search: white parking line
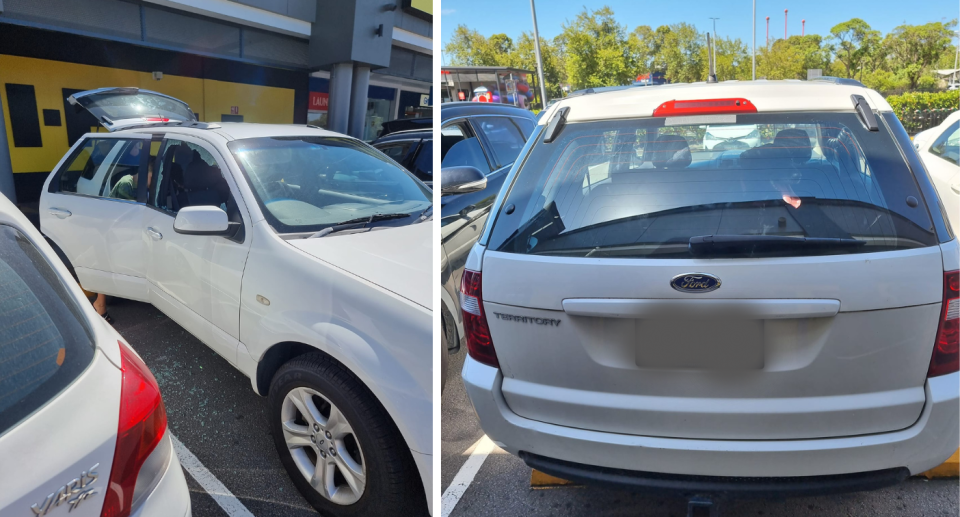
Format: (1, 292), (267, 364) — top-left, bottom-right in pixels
(441, 435), (497, 517)
(171, 434), (256, 517)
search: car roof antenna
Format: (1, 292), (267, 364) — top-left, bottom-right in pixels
(706, 33), (718, 84)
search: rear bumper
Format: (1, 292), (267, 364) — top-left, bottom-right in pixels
(462, 356), (960, 480)
(521, 452), (909, 498)
(132, 436), (192, 517)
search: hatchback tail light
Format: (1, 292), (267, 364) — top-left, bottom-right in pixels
(101, 341), (168, 517)
(460, 270), (499, 368)
(928, 270), (959, 378)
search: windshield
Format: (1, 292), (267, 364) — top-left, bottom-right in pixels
(228, 136), (432, 234)
(487, 112), (938, 259)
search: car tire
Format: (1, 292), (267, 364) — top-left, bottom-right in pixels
(268, 352), (427, 517)
(441, 329), (449, 395)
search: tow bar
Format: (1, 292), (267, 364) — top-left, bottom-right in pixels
(687, 496), (721, 517)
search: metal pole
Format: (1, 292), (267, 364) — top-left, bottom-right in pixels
(766, 17), (769, 49)
(802, 19), (805, 37)
(784, 9), (788, 40)
(530, 0), (549, 107)
(752, 0), (756, 80)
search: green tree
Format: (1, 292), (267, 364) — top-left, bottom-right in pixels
(829, 18), (881, 79)
(559, 7), (635, 89)
(655, 23), (704, 83)
(444, 25), (511, 66)
(757, 38), (805, 79)
(505, 32), (566, 99)
(626, 25), (659, 77)
(885, 21), (957, 89)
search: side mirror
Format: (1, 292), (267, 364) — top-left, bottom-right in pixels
(440, 166), (486, 196)
(173, 206), (233, 236)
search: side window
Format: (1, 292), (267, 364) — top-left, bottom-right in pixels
(441, 123), (491, 174)
(152, 139), (228, 214)
(473, 117), (526, 169)
(412, 140), (433, 178)
(56, 138), (145, 200)
(929, 121), (960, 166)
(376, 142), (413, 163)
(512, 117), (535, 138)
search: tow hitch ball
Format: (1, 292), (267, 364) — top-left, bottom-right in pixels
(687, 496), (721, 517)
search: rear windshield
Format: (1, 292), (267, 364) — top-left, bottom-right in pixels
(77, 92), (195, 122)
(0, 226), (95, 436)
(487, 113), (937, 259)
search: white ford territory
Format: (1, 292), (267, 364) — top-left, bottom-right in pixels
(461, 79), (959, 499)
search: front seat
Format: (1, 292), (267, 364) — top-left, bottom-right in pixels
(178, 160), (227, 209)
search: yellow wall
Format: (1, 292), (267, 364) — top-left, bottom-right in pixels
(0, 55), (296, 174)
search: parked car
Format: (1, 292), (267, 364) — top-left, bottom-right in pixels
(703, 124), (761, 150)
(377, 117), (432, 138)
(915, 110), (959, 231)
(460, 81), (959, 500)
(39, 88), (432, 516)
(439, 102), (536, 392)
(372, 127), (433, 185)
(0, 192), (190, 517)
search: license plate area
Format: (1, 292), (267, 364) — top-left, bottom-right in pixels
(636, 318), (764, 370)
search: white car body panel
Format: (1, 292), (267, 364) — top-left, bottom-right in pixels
(0, 195), (190, 517)
(463, 356), (960, 477)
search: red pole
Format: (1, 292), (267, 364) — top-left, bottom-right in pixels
(784, 10), (788, 40)
(766, 16), (770, 47)
(802, 19), (805, 36)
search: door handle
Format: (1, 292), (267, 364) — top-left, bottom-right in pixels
(48, 208), (72, 219)
(145, 227), (163, 241)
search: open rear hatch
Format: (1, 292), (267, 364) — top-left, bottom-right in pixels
(476, 105), (946, 441)
(67, 87), (196, 131)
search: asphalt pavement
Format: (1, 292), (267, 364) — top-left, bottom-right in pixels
(108, 297), (320, 517)
(441, 349), (960, 517)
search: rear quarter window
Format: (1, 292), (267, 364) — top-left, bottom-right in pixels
(0, 226), (95, 436)
(488, 112), (938, 259)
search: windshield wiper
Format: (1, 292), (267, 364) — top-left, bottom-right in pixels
(308, 213), (412, 239)
(688, 234), (865, 256)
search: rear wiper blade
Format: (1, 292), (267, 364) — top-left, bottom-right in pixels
(689, 234), (865, 256)
(308, 213), (412, 239)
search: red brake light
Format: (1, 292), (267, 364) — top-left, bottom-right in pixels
(653, 98), (757, 117)
(142, 117), (169, 122)
(101, 341), (167, 517)
(460, 270), (499, 368)
(928, 271), (959, 378)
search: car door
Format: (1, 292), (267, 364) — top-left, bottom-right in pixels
(40, 133), (153, 300)
(40, 87), (198, 301)
(141, 134), (252, 365)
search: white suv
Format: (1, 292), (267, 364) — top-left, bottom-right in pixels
(0, 193), (190, 516)
(39, 88), (432, 516)
(461, 81), (959, 498)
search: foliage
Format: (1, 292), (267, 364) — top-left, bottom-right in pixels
(885, 21), (958, 90)
(886, 90), (960, 114)
(445, 6), (960, 99)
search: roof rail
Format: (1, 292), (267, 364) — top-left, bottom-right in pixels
(121, 120), (222, 131)
(811, 76), (866, 87)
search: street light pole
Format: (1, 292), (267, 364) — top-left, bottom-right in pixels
(529, 0), (549, 107)
(752, 0), (756, 80)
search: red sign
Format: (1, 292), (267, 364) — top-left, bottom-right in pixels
(309, 92), (329, 110)
(458, 91), (465, 101)
(230, 106), (239, 115)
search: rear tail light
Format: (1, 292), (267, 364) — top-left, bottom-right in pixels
(928, 271), (959, 378)
(653, 98), (757, 117)
(460, 270), (499, 368)
(101, 341), (168, 517)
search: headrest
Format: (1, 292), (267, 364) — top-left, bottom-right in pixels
(172, 144), (193, 165)
(183, 160), (222, 190)
(773, 129), (813, 164)
(650, 134), (691, 169)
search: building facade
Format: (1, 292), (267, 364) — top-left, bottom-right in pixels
(0, 0), (432, 203)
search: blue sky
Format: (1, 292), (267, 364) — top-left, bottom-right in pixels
(439, 0), (959, 64)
